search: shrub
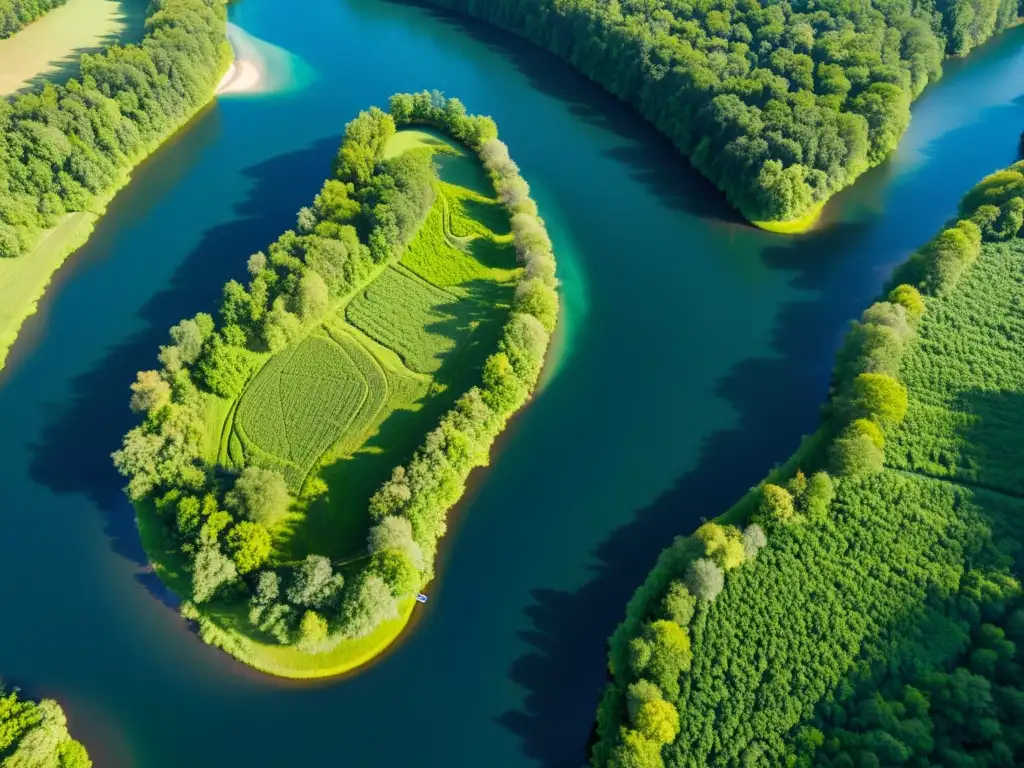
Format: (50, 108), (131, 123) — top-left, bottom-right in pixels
(742, 524), (768, 559)
(513, 277), (559, 332)
(634, 698), (680, 745)
(297, 610), (329, 651)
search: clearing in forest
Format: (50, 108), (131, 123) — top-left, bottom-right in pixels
(209, 128), (519, 562)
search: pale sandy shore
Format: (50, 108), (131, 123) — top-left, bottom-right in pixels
(216, 24), (263, 95)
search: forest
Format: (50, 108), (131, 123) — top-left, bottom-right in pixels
(0, 685), (90, 767)
(112, 91), (560, 675)
(0, 0), (228, 259)
(590, 159), (1024, 766)
(421, 0), (1019, 225)
(0, 0), (68, 38)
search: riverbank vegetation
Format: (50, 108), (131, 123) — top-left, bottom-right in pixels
(590, 158), (1024, 766)
(0, 685), (90, 767)
(0, 0), (231, 371)
(422, 0), (1019, 228)
(0, 0), (68, 37)
(113, 91), (559, 677)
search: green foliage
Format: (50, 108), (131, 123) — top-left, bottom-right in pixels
(0, 0), (69, 38)
(758, 483), (796, 523)
(830, 423), (886, 476)
(694, 523), (746, 571)
(888, 284), (925, 321)
(686, 558), (725, 603)
(416, 0), (1005, 223)
(225, 521), (271, 574)
(225, 466), (291, 528)
(129, 370), (171, 414)
(367, 549), (420, 598)
(0, 688), (91, 767)
(661, 581), (696, 627)
(116, 94), (558, 664)
(845, 372), (909, 426)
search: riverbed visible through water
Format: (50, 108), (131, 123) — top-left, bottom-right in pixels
(1, 1), (1023, 765)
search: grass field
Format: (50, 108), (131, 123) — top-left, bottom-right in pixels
(183, 130), (519, 675)
(0, 212), (94, 369)
(0, 0), (148, 95)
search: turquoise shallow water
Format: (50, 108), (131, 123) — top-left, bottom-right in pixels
(1, 1), (1023, 765)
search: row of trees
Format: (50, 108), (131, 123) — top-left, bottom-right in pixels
(0, 685), (90, 767)
(421, 0), (1016, 222)
(114, 92), (560, 652)
(0, 0), (230, 260)
(590, 158), (1024, 765)
(0, 0), (67, 38)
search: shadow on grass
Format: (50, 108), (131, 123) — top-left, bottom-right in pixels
(288, 277), (511, 562)
(19, 0), (149, 93)
(27, 128), (343, 577)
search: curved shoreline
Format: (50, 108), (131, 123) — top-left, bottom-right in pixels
(216, 24), (262, 95)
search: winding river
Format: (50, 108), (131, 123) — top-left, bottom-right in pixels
(1, 0), (1023, 764)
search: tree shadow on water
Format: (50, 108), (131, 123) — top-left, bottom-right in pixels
(386, 0), (741, 225)
(27, 136), (340, 572)
(497, 219), (891, 767)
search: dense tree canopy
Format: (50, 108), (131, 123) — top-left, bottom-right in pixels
(590, 156), (1024, 766)
(0, 0), (229, 259)
(422, 0), (1017, 222)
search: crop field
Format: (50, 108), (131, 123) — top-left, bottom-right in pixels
(886, 239), (1024, 497)
(347, 264), (480, 375)
(233, 334), (380, 490)
(218, 127), (518, 562)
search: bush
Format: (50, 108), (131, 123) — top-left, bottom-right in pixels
(803, 472), (836, 519)
(830, 427), (885, 476)
(695, 523), (746, 570)
(742, 524), (768, 559)
(224, 521), (271, 574)
(296, 610), (329, 651)
(887, 284), (925, 321)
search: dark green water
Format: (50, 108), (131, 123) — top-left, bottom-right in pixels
(2, 1), (1023, 764)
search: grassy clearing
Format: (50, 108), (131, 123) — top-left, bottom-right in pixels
(0, 0), (147, 95)
(0, 211), (94, 368)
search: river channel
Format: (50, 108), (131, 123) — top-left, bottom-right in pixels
(1, 0), (1023, 765)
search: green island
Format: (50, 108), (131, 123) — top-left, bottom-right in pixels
(422, 0), (1020, 230)
(590, 158), (1024, 765)
(0, 0), (231, 373)
(0, 684), (91, 767)
(113, 92), (560, 678)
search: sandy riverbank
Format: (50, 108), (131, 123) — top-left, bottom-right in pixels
(216, 23), (264, 95)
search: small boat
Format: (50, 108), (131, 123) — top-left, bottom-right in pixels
(416, 593), (429, 604)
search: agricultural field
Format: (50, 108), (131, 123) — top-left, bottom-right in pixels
(886, 239), (1024, 497)
(209, 129), (518, 565)
(0, 0), (147, 95)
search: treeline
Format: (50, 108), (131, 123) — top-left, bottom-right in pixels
(590, 158), (1024, 766)
(0, 685), (91, 767)
(0, 0), (68, 38)
(114, 92), (559, 653)
(420, 0), (1018, 223)
(0, 0), (230, 260)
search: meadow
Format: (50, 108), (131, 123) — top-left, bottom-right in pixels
(591, 166), (1024, 766)
(116, 95), (558, 677)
